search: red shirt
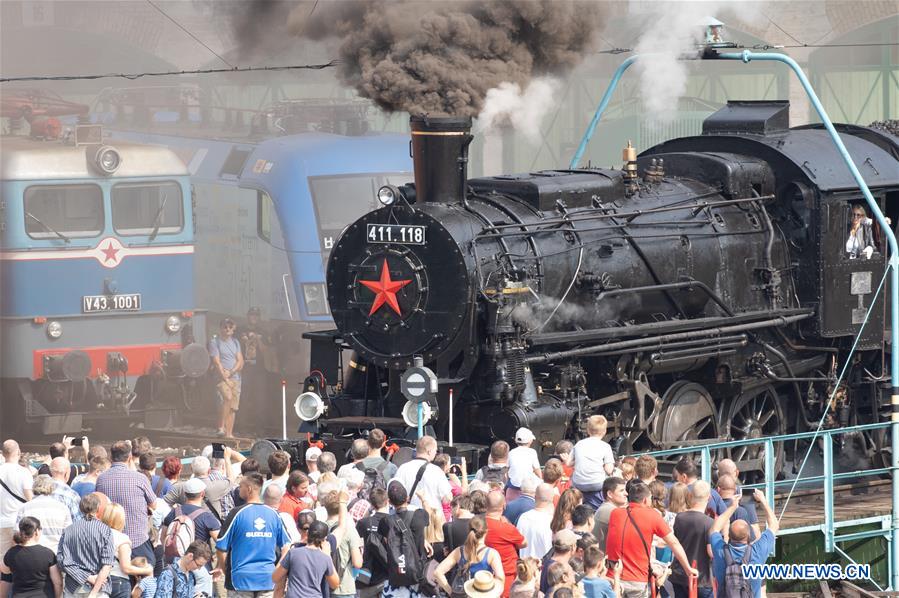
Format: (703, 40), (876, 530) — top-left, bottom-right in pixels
(485, 516), (525, 598)
(605, 502), (671, 583)
(278, 492), (313, 521)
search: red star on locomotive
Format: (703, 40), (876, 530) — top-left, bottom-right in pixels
(359, 258), (411, 316)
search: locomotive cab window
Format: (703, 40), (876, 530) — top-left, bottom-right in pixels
(844, 201), (885, 260)
(308, 173), (410, 253)
(24, 184), (103, 239)
(112, 181), (183, 236)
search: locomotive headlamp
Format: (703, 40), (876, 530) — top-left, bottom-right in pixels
(47, 320), (63, 339)
(377, 185), (400, 206)
(402, 400), (434, 428)
(302, 284), (330, 316)
(165, 315), (182, 334)
(295, 392), (326, 422)
(93, 146), (121, 175)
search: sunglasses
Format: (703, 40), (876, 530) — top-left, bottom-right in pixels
(300, 526), (310, 532)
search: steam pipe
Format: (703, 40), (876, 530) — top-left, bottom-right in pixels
(716, 50), (899, 589)
(569, 55), (639, 168)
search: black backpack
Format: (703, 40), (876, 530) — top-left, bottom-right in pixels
(721, 545), (753, 598)
(358, 514), (388, 587)
(356, 460), (389, 503)
(477, 464), (510, 486)
(383, 510), (425, 588)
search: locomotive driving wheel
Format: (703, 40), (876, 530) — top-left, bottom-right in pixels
(654, 381), (720, 447)
(722, 385), (785, 480)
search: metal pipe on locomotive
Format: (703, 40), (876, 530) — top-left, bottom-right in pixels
(306, 104), (899, 475)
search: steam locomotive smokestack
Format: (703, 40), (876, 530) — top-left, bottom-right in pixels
(410, 115), (473, 204)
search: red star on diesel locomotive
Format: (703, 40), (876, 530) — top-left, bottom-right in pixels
(359, 258), (411, 316)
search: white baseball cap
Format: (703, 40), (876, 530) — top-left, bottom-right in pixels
(515, 427), (535, 443)
(305, 446), (322, 462)
(184, 478), (206, 494)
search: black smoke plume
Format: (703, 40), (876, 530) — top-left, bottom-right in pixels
(273, 0), (605, 116)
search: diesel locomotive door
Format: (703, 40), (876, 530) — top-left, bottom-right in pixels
(819, 198), (887, 349)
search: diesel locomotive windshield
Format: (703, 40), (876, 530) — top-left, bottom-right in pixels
(112, 181), (183, 236)
(24, 184), (104, 239)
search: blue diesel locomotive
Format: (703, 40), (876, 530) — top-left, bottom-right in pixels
(0, 125), (210, 438)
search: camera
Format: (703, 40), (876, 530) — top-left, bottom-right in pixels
(212, 443), (225, 459)
(71, 437), (85, 448)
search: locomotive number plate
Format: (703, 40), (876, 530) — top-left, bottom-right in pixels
(366, 224), (426, 245)
(82, 294), (142, 313)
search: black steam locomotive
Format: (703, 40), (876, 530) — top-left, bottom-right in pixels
(304, 102), (899, 475)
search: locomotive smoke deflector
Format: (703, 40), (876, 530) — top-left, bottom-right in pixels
(409, 114), (473, 204)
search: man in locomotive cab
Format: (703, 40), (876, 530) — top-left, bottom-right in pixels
(210, 318), (244, 438)
(846, 204), (876, 259)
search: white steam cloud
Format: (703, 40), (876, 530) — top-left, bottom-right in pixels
(632, 4), (708, 122)
(475, 77), (558, 143)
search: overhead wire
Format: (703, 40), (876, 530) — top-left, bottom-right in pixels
(0, 61), (338, 83)
(145, 0), (234, 68)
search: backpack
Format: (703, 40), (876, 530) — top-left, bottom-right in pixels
(327, 521), (346, 581)
(355, 460), (389, 502)
(164, 505), (205, 560)
(478, 465), (510, 486)
(383, 510), (425, 588)
(721, 544), (753, 598)
(359, 514), (388, 587)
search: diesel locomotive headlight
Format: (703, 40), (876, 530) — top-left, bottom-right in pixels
(302, 283), (330, 316)
(47, 320), (63, 339)
(377, 185), (399, 206)
(94, 146), (121, 175)
(165, 315), (182, 334)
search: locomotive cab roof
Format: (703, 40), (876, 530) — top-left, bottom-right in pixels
(643, 101), (899, 193)
(0, 136), (188, 181)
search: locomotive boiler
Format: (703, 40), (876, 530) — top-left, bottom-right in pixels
(306, 102), (899, 475)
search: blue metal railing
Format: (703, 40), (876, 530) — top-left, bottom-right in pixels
(645, 422), (893, 534)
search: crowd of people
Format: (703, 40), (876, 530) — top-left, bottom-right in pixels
(0, 415), (779, 598)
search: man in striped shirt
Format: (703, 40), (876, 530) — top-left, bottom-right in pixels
(49, 457), (82, 522)
(16, 475), (71, 553)
(96, 441), (157, 566)
(57, 493), (115, 598)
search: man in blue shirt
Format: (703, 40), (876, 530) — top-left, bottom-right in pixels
(215, 473), (291, 597)
(710, 489), (779, 598)
(210, 317), (244, 438)
(503, 477), (538, 526)
(155, 541), (212, 598)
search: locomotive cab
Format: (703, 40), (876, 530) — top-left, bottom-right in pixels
(817, 196), (888, 349)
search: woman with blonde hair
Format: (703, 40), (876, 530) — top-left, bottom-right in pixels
(550, 488), (582, 534)
(99, 502), (154, 598)
(509, 557), (541, 598)
(434, 516), (504, 598)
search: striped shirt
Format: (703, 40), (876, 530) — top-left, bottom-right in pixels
(50, 480), (83, 522)
(16, 495), (72, 553)
(138, 576), (157, 598)
(57, 517), (116, 593)
(96, 463), (156, 546)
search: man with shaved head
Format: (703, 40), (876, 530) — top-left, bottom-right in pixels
(48, 456), (82, 521)
(670, 481), (714, 598)
(485, 490), (526, 597)
(504, 476), (538, 526)
(716, 474), (761, 540)
(516, 483), (555, 559)
(710, 489), (778, 597)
